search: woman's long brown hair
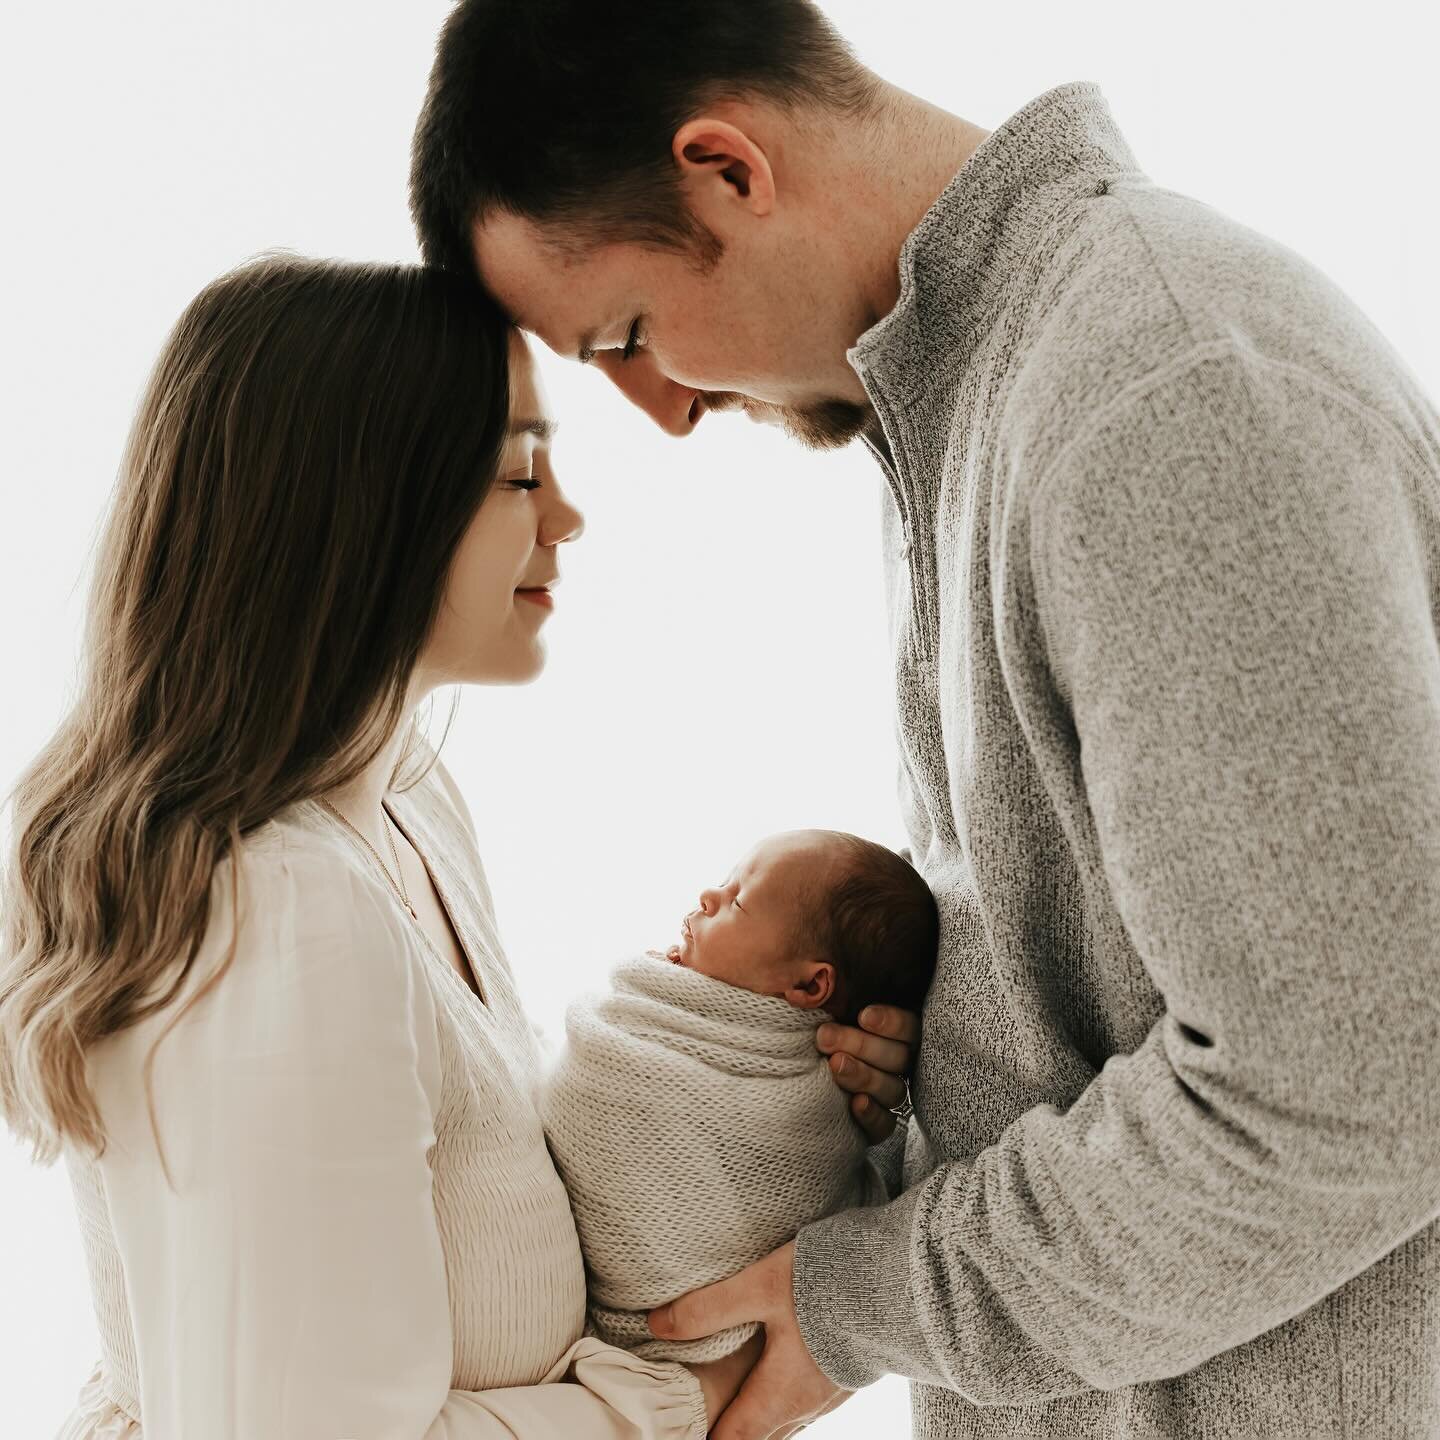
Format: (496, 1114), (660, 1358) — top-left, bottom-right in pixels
(0, 253), (510, 1166)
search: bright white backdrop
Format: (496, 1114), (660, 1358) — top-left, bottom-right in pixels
(2, 1), (1436, 1434)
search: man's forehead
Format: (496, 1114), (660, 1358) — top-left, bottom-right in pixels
(473, 211), (605, 338)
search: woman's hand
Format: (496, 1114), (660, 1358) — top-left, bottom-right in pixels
(684, 1330), (765, 1431)
(816, 1004), (921, 1143)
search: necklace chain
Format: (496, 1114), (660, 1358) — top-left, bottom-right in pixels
(318, 797), (417, 919)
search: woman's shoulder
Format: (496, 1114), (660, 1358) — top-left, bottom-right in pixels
(387, 750), (497, 914)
(419, 748), (478, 841)
(234, 799), (393, 922)
(85, 801), (445, 1155)
(135, 802), (430, 1056)
(394, 749), (480, 860)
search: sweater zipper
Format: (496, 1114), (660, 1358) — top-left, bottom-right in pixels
(863, 432), (935, 663)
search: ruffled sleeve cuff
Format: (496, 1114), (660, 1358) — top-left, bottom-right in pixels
(562, 1337), (709, 1440)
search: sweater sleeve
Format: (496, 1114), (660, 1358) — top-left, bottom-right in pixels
(114, 849), (704, 1439)
(790, 347), (1440, 1401)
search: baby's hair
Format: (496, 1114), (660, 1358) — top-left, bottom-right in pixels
(796, 833), (939, 1026)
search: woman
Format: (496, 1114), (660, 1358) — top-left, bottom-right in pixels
(0, 254), (910, 1438)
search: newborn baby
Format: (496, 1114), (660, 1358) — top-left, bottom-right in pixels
(538, 828), (938, 1362)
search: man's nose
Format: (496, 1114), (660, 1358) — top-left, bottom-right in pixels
(593, 351), (703, 437)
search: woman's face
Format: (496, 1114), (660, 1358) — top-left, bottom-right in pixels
(420, 332), (583, 687)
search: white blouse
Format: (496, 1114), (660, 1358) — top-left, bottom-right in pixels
(57, 756), (706, 1439)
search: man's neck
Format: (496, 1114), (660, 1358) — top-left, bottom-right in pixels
(844, 87), (990, 333)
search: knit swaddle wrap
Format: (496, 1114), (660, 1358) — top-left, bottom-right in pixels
(539, 953), (878, 1362)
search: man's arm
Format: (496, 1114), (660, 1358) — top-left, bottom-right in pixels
(791, 348), (1440, 1401)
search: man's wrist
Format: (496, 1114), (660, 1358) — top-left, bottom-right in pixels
(792, 1183), (931, 1390)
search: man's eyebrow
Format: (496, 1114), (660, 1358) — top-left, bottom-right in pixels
(509, 417), (559, 442)
(576, 329), (600, 365)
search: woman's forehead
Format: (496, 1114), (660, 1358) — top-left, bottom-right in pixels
(506, 332), (553, 423)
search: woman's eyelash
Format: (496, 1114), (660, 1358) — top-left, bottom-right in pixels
(508, 477), (541, 491)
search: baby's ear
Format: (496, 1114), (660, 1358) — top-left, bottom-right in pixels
(788, 960), (836, 1010)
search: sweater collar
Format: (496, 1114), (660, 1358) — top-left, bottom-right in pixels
(849, 82), (1143, 404)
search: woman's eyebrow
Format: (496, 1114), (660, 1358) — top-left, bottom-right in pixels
(508, 417), (558, 442)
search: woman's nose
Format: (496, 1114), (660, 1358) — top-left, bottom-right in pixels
(593, 350), (704, 438)
(541, 491), (585, 547)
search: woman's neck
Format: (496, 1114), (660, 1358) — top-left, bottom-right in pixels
(321, 681), (427, 843)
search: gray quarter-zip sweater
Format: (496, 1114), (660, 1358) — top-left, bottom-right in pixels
(791, 83), (1440, 1438)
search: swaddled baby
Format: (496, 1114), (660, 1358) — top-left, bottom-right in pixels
(538, 828), (938, 1361)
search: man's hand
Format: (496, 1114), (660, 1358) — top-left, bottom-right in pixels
(650, 1242), (849, 1440)
(816, 1004), (920, 1143)
(683, 1332), (765, 1431)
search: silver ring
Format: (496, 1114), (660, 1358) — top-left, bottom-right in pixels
(888, 1075), (914, 1123)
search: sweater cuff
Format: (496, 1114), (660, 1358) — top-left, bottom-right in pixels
(792, 1179), (939, 1391)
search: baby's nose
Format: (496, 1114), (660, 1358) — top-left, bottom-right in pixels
(697, 888), (720, 915)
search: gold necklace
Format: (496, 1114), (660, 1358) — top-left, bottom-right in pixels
(318, 796), (418, 919)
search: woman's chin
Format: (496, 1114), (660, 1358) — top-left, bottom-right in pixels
(454, 645), (548, 687)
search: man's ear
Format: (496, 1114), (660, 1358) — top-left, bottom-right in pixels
(786, 960), (836, 1011)
(672, 115), (776, 219)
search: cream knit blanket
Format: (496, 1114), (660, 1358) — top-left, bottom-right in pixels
(539, 953), (883, 1362)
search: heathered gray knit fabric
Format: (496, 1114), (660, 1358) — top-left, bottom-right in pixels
(791, 82), (1440, 1439)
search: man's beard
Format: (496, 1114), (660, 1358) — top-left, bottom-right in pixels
(698, 391), (873, 452)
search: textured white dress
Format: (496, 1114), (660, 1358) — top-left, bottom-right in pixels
(55, 756), (706, 1439)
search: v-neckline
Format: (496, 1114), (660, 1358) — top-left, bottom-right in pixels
(316, 794), (489, 1009)
(384, 796), (489, 1008)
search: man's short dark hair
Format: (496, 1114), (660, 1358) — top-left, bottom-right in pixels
(799, 833), (939, 1027)
(410, 0), (879, 275)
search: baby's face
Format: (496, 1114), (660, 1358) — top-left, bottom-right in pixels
(665, 830), (840, 1010)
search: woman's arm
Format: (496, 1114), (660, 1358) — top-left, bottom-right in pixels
(449, 1334), (761, 1437)
(101, 849), (705, 1439)
(443, 1338), (710, 1438)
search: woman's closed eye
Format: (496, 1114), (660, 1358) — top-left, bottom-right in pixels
(507, 476), (541, 491)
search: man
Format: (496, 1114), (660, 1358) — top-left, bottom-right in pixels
(409, 3), (1440, 1437)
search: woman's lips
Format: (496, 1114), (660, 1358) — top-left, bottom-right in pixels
(515, 587), (554, 610)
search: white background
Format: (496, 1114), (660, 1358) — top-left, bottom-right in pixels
(2, 1), (1437, 1434)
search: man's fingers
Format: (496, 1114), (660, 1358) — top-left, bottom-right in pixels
(651, 1247), (789, 1341)
(860, 1003), (921, 1046)
(786, 1392), (849, 1431)
(815, 1022), (911, 1077)
(712, 1343), (850, 1440)
(650, 1274), (738, 1341)
(711, 1353), (780, 1440)
(710, 1354), (810, 1440)
(852, 1092), (896, 1143)
(827, 1052), (908, 1109)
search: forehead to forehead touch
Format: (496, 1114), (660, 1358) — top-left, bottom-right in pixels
(475, 211), (623, 359)
(504, 330), (553, 421)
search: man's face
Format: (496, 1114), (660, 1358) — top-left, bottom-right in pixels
(473, 209), (875, 450)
